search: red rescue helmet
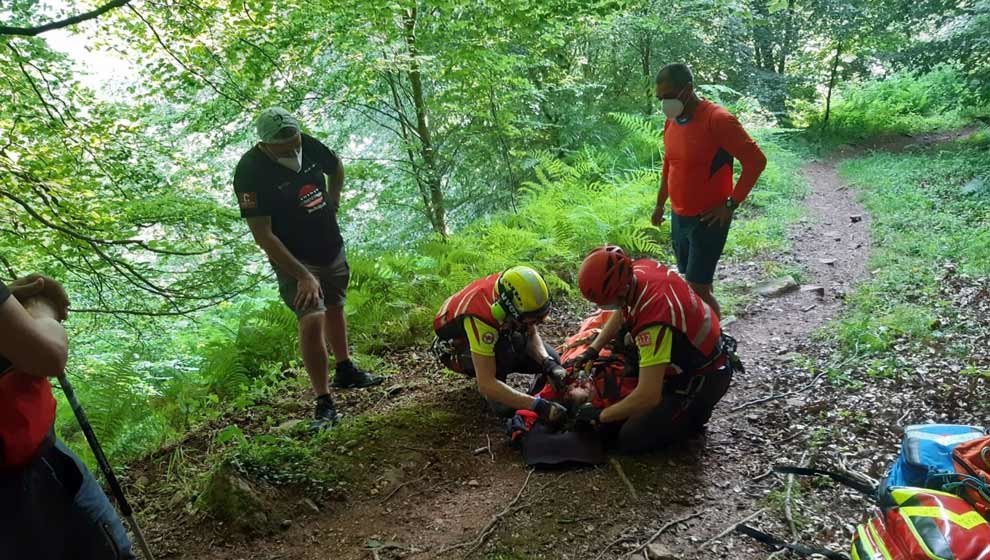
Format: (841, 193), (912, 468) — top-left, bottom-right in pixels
(578, 245), (633, 305)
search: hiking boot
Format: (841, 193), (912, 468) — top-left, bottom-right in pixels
(332, 360), (384, 389)
(311, 394), (339, 431)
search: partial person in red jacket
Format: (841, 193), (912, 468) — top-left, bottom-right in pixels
(0, 274), (134, 559)
(653, 63), (767, 318)
(433, 266), (568, 423)
(570, 246), (741, 452)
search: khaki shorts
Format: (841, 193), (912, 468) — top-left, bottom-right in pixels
(273, 248), (349, 318)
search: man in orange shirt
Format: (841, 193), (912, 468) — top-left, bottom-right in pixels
(652, 64), (767, 318)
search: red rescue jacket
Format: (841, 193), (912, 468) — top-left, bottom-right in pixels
(434, 274), (502, 341)
(0, 368), (57, 468)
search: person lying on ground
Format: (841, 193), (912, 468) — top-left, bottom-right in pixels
(0, 274), (135, 559)
(536, 309), (634, 413)
(570, 245), (740, 452)
(233, 107), (382, 430)
(433, 266), (568, 422)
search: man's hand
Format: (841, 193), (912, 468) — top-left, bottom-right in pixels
(9, 274), (70, 321)
(531, 397), (567, 425)
(568, 346), (600, 372)
(575, 403), (603, 425)
(24, 297), (61, 322)
(699, 204), (733, 227)
(542, 357), (568, 393)
(651, 204), (667, 227)
(294, 273), (323, 311)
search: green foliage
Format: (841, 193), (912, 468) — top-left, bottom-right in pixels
(226, 404), (460, 493)
(14, 0), (982, 472)
(827, 130), (990, 364)
(798, 67), (976, 141)
(344, 137), (667, 351)
(723, 134), (808, 258)
(54, 111), (806, 465)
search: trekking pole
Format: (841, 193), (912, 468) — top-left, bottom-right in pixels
(58, 374), (157, 560)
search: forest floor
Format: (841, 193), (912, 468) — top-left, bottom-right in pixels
(127, 129), (989, 560)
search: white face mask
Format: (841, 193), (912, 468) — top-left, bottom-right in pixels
(661, 87), (687, 119)
(275, 148), (302, 172)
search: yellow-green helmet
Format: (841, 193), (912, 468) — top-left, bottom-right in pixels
(495, 266), (551, 323)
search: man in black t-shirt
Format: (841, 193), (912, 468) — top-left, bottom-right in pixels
(234, 107), (382, 428)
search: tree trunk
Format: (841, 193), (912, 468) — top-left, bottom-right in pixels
(776, 0), (796, 75)
(403, 7), (447, 237)
(822, 42), (842, 129)
(750, 0), (775, 71)
(487, 84), (519, 211)
(640, 33), (653, 115)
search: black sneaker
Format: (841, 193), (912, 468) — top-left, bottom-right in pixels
(331, 360), (384, 389)
(311, 395), (339, 431)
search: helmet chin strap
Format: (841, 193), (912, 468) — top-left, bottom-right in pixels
(622, 277), (637, 302)
(491, 300), (508, 323)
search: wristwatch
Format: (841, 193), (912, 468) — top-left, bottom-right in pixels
(725, 197), (739, 211)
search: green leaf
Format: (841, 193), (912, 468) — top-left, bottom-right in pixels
(215, 425), (246, 445)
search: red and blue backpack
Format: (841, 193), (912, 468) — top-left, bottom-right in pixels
(739, 424), (990, 560)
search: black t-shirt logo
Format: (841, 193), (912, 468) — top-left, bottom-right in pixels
(298, 184), (327, 213)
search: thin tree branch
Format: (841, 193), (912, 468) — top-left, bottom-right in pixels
(0, 0), (131, 37)
(0, 187), (212, 256)
(626, 510), (708, 559)
(0, 253), (16, 277)
(436, 469), (535, 556)
(70, 274), (270, 317)
(127, 5), (252, 110)
(699, 508), (768, 550)
(7, 43), (65, 125)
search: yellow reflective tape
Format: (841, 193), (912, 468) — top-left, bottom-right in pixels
(867, 520), (895, 560)
(856, 525), (879, 559)
(890, 487), (958, 505)
(899, 506), (989, 530)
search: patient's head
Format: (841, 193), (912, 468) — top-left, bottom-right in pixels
(561, 381), (591, 408)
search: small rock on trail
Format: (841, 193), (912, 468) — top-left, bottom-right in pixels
(756, 276), (799, 297)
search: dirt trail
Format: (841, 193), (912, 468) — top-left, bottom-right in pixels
(145, 153), (879, 560)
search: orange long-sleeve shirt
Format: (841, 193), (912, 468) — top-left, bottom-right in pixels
(661, 100), (767, 217)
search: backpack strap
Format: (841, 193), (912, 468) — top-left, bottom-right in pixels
(735, 525), (850, 560)
(774, 465), (876, 496)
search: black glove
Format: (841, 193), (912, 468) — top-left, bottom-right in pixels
(542, 357), (567, 393)
(531, 397), (567, 425)
(574, 403), (602, 425)
(569, 346), (600, 372)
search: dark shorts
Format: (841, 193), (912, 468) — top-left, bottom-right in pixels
(0, 439), (134, 559)
(670, 212), (731, 285)
(273, 247), (349, 318)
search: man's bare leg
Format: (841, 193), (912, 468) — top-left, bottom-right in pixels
(299, 312), (330, 396)
(324, 305), (350, 364)
(325, 305), (383, 388)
